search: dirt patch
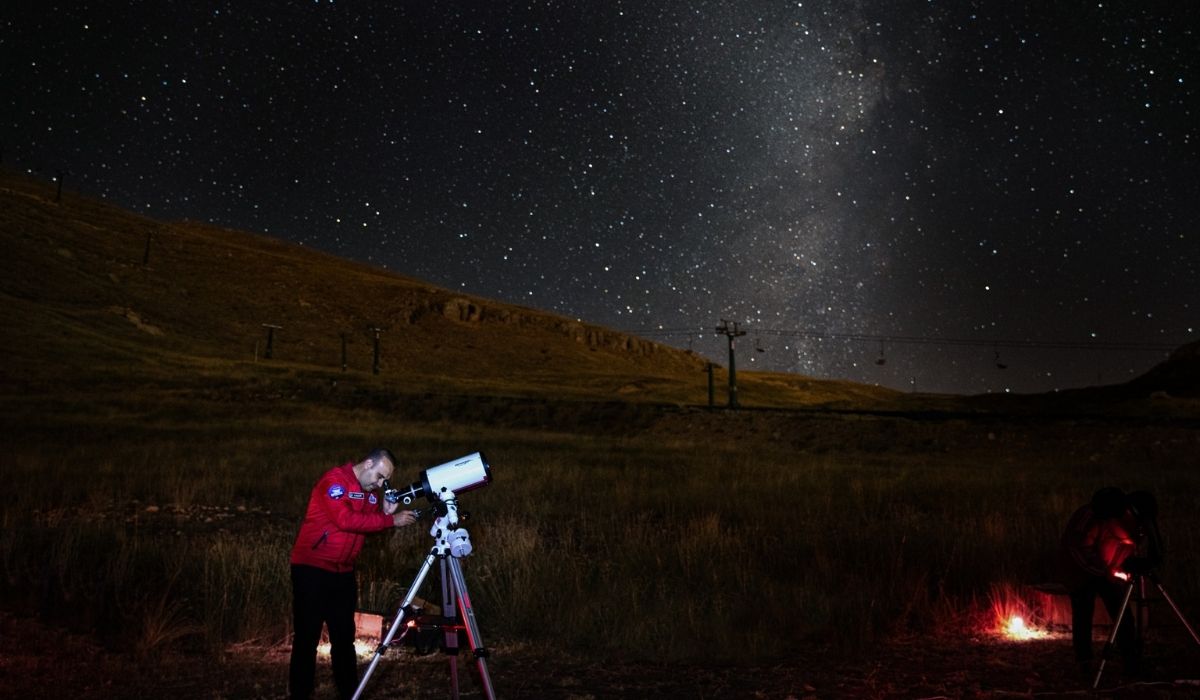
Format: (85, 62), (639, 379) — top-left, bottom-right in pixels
(106, 305), (164, 335)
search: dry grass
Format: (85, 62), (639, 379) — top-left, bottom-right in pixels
(2, 390), (1198, 663)
(2, 168), (1198, 667)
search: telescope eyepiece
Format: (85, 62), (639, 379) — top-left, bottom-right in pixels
(382, 479), (402, 505)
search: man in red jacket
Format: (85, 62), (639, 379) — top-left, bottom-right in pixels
(289, 448), (418, 700)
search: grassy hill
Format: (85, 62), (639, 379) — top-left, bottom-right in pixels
(5, 168), (1198, 422)
(1, 169), (913, 410)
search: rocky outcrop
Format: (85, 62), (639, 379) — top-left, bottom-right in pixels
(428, 297), (670, 358)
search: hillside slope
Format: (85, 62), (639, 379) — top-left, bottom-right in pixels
(2, 171), (910, 407)
(1121, 339), (1200, 398)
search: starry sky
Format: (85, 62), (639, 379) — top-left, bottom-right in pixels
(6, 2), (1197, 395)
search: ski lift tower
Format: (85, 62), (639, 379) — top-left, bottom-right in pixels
(714, 319), (747, 408)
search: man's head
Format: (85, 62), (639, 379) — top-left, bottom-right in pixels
(1128, 490), (1158, 521)
(1090, 486), (1128, 519)
(355, 448), (397, 492)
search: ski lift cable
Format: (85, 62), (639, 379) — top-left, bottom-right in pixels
(620, 326), (1180, 353)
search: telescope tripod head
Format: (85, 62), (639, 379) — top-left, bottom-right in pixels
(1114, 557), (1162, 585)
(427, 493), (472, 559)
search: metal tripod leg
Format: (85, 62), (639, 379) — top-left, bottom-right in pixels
(352, 550), (439, 700)
(447, 556), (497, 700)
(1093, 581), (1136, 689)
(440, 557), (461, 699)
(1092, 573), (1200, 689)
(1151, 579), (1200, 647)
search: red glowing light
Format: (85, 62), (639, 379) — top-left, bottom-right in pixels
(1003, 615), (1047, 640)
(988, 583), (1053, 641)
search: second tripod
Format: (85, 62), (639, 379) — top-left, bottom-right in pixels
(1093, 571), (1200, 688)
(353, 495), (496, 700)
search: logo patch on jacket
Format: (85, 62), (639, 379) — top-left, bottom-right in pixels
(328, 485), (345, 499)
(368, 494), (378, 505)
(349, 492), (365, 500)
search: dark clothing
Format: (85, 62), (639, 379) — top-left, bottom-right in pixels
(1068, 573), (1138, 664)
(1058, 500), (1142, 665)
(289, 565), (359, 700)
(289, 462), (391, 699)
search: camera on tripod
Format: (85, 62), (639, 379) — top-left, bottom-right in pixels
(383, 452), (492, 506)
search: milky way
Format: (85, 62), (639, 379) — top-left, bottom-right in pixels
(6, 2), (1196, 394)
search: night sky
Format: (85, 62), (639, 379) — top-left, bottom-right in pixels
(6, 2), (1197, 395)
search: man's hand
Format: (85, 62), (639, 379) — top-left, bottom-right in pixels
(382, 498), (399, 516)
(392, 510), (417, 528)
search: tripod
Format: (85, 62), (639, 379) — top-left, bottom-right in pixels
(353, 495), (496, 700)
(1092, 570), (1200, 689)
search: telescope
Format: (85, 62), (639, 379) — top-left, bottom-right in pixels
(355, 451), (498, 700)
(383, 452), (491, 506)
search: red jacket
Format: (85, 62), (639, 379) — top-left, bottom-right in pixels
(1058, 504), (1137, 590)
(290, 462), (394, 572)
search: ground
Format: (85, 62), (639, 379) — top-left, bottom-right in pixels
(3, 610), (1198, 699)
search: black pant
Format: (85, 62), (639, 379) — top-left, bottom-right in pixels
(290, 564), (359, 700)
(1070, 576), (1140, 666)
